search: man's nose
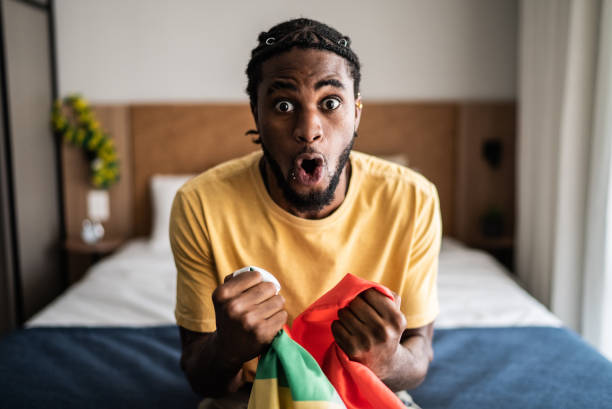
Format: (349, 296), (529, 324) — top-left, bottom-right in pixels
(293, 107), (322, 143)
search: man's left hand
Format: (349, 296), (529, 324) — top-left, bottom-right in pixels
(331, 288), (406, 380)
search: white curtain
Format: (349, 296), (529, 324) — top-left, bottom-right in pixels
(518, 0), (612, 359)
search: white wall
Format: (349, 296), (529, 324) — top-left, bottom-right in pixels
(55, 0), (517, 103)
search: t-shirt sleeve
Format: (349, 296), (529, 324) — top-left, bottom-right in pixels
(170, 189), (218, 332)
(401, 183), (442, 328)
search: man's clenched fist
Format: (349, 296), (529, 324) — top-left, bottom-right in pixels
(331, 288), (406, 380)
(212, 270), (288, 366)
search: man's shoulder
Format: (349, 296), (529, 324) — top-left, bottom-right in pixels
(178, 151), (261, 197)
(351, 151), (437, 198)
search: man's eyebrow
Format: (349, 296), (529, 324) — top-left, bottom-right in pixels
(267, 80), (298, 95)
(314, 78), (345, 90)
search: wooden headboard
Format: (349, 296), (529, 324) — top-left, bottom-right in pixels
(61, 102), (515, 246)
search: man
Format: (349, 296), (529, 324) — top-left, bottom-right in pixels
(170, 18), (441, 406)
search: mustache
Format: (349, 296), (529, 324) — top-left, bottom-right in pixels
(292, 146), (320, 159)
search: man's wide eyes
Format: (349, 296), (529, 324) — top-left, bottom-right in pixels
(275, 100), (294, 113)
(321, 97), (341, 111)
(273, 98), (341, 113)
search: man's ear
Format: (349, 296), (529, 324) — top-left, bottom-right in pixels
(250, 103), (259, 129)
(354, 93), (363, 132)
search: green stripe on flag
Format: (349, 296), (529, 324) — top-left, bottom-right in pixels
(254, 330), (345, 405)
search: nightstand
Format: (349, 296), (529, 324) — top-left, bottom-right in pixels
(64, 237), (124, 284)
(470, 236), (515, 272)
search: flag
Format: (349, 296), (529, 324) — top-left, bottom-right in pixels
(248, 273), (407, 409)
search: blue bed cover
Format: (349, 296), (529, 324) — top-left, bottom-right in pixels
(1, 326), (611, 408)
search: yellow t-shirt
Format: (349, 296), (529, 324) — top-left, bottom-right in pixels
(170, 150), (441, 333)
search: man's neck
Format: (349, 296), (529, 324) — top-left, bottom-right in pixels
(259, 159), (351, 220)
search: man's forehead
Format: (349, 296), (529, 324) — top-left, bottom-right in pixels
(259, 48), (352, 86)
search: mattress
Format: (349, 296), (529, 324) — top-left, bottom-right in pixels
(26, 237), (561, 328)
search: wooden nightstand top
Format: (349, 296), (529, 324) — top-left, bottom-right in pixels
(471, 236), (514, 250)
(64, 237), (124, 254)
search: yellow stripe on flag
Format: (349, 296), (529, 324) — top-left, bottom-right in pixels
(292, 400), (347, 409)
(248, 378), (281, 409)
(249, 379), (346, 409)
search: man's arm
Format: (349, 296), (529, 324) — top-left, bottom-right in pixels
(179, 328), (245, 397)
(179, 270), (287, 397)
(331, 288), (434, 391)
(386, 323), (434, 390)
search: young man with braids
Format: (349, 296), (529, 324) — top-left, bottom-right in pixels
(170, 18), (441, 406)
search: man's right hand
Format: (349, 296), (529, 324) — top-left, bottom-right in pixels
(212, 270), (287, 367)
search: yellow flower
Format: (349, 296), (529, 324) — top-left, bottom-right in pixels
(92, 174), (103, 187)
(63, 129), (74, 143)
(73, 97), (88, 112)
(100, 150), (114, 163)
(78, 112), (92, 124)
(99, 139), (111, 151)
(88, 132), (102, 150)
(75, 128), (86, 144)
(101, 148), (116, 161)
(53, 116), (67, 130)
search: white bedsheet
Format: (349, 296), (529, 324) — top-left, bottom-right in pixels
(436, 238), (560, 328)
(26, 238), (561, 328)
(27, 239), (177, 327)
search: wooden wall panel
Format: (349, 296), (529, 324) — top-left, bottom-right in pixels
(130, 104), (258, 236)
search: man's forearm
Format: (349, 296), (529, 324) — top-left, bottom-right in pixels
(180, 330), (245, 397)
(382, 332), (434, 391)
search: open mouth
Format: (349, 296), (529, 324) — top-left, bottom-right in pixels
(300, 158), (322, 175)
(294, 154), (324, 185)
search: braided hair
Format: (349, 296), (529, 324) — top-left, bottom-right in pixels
(246, 18), (361, 110)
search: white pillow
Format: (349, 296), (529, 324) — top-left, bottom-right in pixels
(149, 174), (194, 252)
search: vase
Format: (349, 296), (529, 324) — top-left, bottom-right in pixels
(81, 218), (105, 244)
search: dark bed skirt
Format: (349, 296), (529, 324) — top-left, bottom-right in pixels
(1, 326), (611, 409)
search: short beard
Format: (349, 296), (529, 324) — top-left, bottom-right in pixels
(261, 138), (354, 214)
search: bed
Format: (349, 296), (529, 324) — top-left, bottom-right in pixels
(2, 102), (612, 408)
(3, 236), (611, 408)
